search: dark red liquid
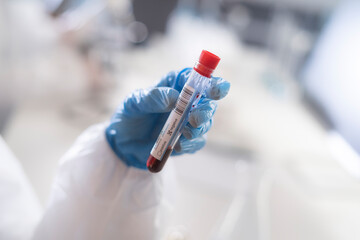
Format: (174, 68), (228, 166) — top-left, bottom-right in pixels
(147, 147), (173, 173)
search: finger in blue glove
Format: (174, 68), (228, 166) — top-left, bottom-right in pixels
(106, 68), (230, 169)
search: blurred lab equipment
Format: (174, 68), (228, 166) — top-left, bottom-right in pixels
(41, 0), (181, 126)
(218, 0), (337, 90)
(213, 1), (360, 239)
(0, 0), (14, 133)
(132, 0), (178, 37)
(45, 0), (88, 17)
(302, 0), (360, 157)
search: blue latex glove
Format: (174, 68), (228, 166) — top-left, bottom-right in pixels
(105, 68), (230, 169)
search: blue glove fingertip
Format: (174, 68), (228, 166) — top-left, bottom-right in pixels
(207, 77), (231, 100)
(182, 119), (213, 140)
(123, 87), (179, 114)
(156, 68), (192, 92)
(153, 87), (179, 112)
(156, 71), (178, 88)
(174, 135), (206, 154)
(189, 100), (217, 128)
(174, 68), (192, 92)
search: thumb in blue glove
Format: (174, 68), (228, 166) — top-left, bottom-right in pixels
(106, 68), (230, 169)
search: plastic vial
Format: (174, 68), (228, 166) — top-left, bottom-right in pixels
(147, 50), (221, 173)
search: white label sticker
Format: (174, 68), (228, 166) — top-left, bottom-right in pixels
(150, 85), (195, 160)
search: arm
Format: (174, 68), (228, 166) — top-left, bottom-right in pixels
(32, 123), (176, 240)
(33, 69), (230, 240)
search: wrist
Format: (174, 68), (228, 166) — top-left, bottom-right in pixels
(105, 124), (147, 170)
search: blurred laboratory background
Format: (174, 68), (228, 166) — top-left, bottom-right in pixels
(1, 0), (360, 239)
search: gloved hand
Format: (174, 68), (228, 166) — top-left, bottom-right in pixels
(105, 68), (230, 169)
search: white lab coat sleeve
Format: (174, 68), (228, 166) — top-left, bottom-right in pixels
(32, 123), (176, 240)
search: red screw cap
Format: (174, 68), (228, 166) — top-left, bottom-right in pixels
(194, 50), (221, 78)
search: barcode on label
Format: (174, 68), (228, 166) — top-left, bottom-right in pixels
(174, 85), (194, 115)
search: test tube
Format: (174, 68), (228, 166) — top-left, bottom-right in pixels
(147, 50), (221, 173)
